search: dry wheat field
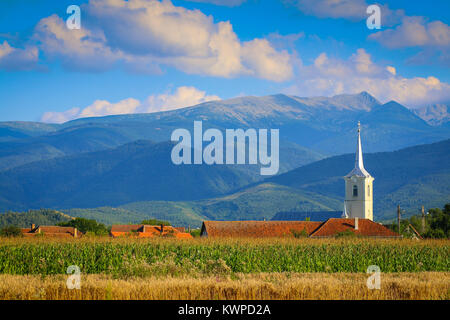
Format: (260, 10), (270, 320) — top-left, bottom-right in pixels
(0, 272), (448, 300)
(0, 237), (448, 300)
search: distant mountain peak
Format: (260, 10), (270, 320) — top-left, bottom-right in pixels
(412, 103), (449, 126)
(381, 101), (406, 108)
(358, 91), (374, 98)
(324, 91), (380, 111)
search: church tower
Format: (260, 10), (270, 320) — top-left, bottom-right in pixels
(343, 122), (374, 220)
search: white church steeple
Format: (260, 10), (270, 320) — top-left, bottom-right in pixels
(345, 121), (371, 178)
(343, 122), (374, 220)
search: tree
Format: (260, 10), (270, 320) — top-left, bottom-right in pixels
(57, 218), (108, 235)
(140, 219), (171, 226)
(395, 203), (450, 239)
(423, 206), (450, 238)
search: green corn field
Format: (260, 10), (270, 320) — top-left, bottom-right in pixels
(0, 238), (448, 276)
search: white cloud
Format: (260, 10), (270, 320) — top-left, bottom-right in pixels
(368, 17), (450, 67)
(31, 0), (293, 81)
(284, 48), (450, 107)
(34, 14), (122, 71)
(0, 41), (13, 58)
(242, 39), (293, 81)
(40, 86), (220, 123)
(79, 98), (141, 118)
(142, 86), (220, 113)
(369, 17), (450, 49)
(0, 40), (39, 71)
(41, 107), (81, 124)
(284, 0), (404, 25)
(386, 66), (396, 75)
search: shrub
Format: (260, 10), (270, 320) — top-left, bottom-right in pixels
(0, 226), (23, 237)
(140, 219), (171, 226)
(291, 229), (308, 238)
(335, 230), (357, 238)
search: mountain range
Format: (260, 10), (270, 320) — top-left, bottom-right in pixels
(0, 92), (449, 225)
(1, 92), (448, 172)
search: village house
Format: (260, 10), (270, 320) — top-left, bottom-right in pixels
(200, 218), (400, 238)
(110, 224), (193, 239)
(21, 224), (81, 238)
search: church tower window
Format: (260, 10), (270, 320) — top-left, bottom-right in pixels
(368, 185), (370, 196)
(353, 185), (358, 197)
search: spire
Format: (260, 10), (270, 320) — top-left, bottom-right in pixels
(356, 121), (364, 169)
(345, 121), (371, 178)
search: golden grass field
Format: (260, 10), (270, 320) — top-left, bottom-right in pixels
(0, 237), (448, 300)
(0, 272), (448, 300)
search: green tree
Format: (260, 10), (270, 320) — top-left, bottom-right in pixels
(392, 203), (450, 239)
(140, 219), (171, 226)
(57, 218), (108, 235)
(423, 205), (450, 238)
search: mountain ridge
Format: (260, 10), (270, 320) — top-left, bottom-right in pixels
(0, 92), (448, 173)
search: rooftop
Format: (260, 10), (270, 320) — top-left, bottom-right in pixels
(110, 224), (192, 239)
(201, 219), (400, 238)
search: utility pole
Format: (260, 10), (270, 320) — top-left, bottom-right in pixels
(397, 205), (401, 235)
(421, 205), (426, 234)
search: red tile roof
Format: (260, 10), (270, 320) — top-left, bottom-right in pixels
(21, 226), (80, 237)
(201, 221), (322, 237)
(110, 224), (192, 239)
(309, 218), (400, 238)
(110, 225), (142, 233)
(201, 219), (400, 238)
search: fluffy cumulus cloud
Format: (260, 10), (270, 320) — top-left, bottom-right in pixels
(144, 86), (220, 113)
(0, 41), (39, 71)
(31, 0), (292, 81)
(40, 86), (220, 123)
(284, 48), (450, 107)
(369, 17), (450, 66)
(41, 107), (81, 124)
(283, 0), (404, 25)
(369, 17), (450, 48)
(79, 98), (141, 118)
(34, 14), (123, 71)
(284, 0), (449, 66)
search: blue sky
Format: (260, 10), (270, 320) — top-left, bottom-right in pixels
(0, 0), (449, 122)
